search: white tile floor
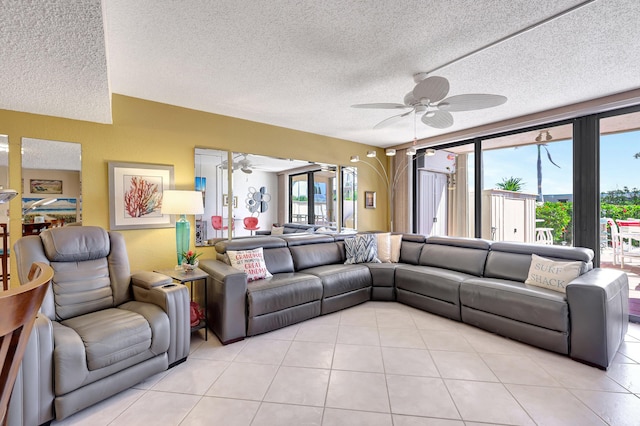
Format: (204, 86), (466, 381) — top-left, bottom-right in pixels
(51, 302), (640, 426)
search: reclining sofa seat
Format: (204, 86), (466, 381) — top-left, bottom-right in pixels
(461, 241), (629, 368)
(395, 236), (491, 321)
(284, 234), (372, 314)
(9, 226), (190, 424)
(202, 234), (372, 343)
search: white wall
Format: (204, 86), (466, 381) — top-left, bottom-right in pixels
(232, 170), (277, 236)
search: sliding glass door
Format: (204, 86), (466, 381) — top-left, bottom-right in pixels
(599, 109), (640, 322)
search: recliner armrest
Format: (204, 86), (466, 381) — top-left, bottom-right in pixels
(199, 259), (248, 344)
(7, 314), (55, 426)
(566, 268), (629, 369)
(132, 283), (190, 365)
(131, 271), (173, 289)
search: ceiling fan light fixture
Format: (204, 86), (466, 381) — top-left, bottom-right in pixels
(385, 149), (396, 156)
(350, 155), (360, 162)
(406, 147), (417, 156)
(425, 148), (436, 156)
(424, 111), (436, 118)
(366, 150), (377, 158)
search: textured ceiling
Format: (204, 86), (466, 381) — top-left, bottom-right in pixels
(2, 1), (640, 148)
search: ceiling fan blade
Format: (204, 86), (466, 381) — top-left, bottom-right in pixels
(351, 103), (410, 109)
(373, 110), (412, 129)
(421, 110), (454, 129)
(412, 76), (449, 103)
(437, 94), (507, 111)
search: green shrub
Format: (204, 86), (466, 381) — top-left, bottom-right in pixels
(536, 202), (572, 244)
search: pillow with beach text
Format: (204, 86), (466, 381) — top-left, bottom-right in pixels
(227, 247), (273, 282)
(524, 254), (581, 293)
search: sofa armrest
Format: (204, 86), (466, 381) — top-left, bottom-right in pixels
(566, 268), (629, 369)
(131, 271), (173, 289)
(7, 314), (55, 426)
(131, 282), (190, 365)
(199, 259), (248, 344)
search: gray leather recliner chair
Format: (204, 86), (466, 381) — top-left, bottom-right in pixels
(7, 226), (190, 425)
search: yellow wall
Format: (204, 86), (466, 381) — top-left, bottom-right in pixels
(1, 95), (389, 278)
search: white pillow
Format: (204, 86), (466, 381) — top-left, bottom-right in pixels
(344, 234), (381, 264)
(376, 233), (392, 263)
(271, 225), (284, 235)
(227, 247), (273, 282)
(390, 234), (402, 263)
(524, 254), (582, 294)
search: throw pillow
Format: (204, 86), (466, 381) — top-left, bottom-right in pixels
(524, 254), (582, 293)
(227, 247), (273, 282)
(390, 234), (403, 263)
(376, 233), (392, 263)
(271, 225), (284, 235)
(344, 234), (381, 264)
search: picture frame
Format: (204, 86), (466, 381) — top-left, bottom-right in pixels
(108, 161), (175, 230)
(364, 191), (376, 209)
(223, 194), (238, 208)
(30, 179), (63, 194)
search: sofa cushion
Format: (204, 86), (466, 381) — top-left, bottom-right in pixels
(525, 254), (582, 293)
(420, 237), (490, 276)
(399, 237), (424, 265)
(367, 263), (397, 287)
(271, 225), (284, 235)
(484, 242), (593, 282)
(460, 277), (569, 332)
(396, 264), (473, 304)
(247, 273), (323, 317)
(228, 247), (273, 282)
(289, 241), (343, 270)
(301, 264), (371, 298)
(51, 258), (113, 320)
(41, 226), (110, 262)
(60, 308), (152, 371)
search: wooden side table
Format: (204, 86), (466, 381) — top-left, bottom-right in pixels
(154, 267), (209, 340)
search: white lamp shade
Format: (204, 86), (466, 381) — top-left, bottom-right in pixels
(161, 190), (204, 215)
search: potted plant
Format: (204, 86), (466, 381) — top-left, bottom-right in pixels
(181, 249), (202, 271)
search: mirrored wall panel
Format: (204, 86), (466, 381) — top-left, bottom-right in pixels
(0, 135), (9, 222)
(22, 138), (81, 236)
(195, 148), (350, 246)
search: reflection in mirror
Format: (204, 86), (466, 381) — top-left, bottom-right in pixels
(342, 166), (357, 229)
(21, 138), (81, 236)
(194, 148), (229, 245)
(0, 135), (10, 222)
(195, 148), (349, 246)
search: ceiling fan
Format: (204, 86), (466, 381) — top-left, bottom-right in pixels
(352, 73), (507, 129)
(221, 154), (254, 174)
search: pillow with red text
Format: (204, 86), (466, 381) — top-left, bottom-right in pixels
(227, 247), (273, 282)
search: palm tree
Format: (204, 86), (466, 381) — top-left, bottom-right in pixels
(536, 142), (561, 202)
(496, 176), (525, 192)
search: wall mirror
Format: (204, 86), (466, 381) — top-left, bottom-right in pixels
(0, 135), (9, 222)
(194, 149), (353, 246)
(21, 138), (82, 236)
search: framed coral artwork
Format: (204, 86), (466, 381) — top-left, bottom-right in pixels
(108, 161), (175, 230)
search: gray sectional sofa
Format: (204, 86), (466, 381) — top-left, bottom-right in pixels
(199, 233), (629, 369)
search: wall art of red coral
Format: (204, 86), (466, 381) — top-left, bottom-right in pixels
(123, 175), (163, 218)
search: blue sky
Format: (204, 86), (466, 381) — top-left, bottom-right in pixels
(467, 130), (640, 195)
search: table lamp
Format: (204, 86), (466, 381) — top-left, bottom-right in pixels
(161, 190), (204, 265)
